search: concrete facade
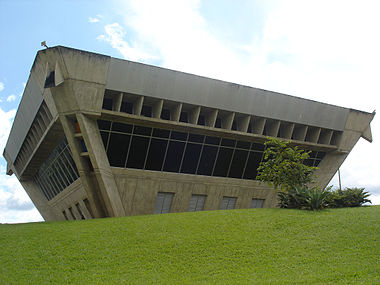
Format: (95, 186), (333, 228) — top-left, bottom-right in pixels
(3, 46), (375, 221)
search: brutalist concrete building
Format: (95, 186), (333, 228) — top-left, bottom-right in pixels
(3, 46), (375, 221)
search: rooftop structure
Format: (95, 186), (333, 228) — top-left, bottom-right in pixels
(3, 46), (375, 221)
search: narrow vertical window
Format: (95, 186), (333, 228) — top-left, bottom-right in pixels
(188, 195), (207, 212)
(220, 196), (237, 210)
(154, 192), (174, 214)
(251, 199), (265, 208)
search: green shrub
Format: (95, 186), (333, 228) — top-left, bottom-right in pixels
(326, 187), (371, 208)
(278, 186), (330, 210)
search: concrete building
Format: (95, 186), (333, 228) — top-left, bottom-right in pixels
(3, 46), (375, 221)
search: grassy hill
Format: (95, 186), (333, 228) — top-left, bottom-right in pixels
(1, 206), (379, 284)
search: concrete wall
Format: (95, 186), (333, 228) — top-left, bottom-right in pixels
(112, 168), (278, 216)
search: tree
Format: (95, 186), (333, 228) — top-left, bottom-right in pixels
(256, 138), (318, 191)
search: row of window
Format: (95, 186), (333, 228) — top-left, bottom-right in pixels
(33, 137), (80, 201)
(102, 90), (342, 146)
(62, 198), (93, 220)
(154, 192), (265, 214)
(98, 120), (325, 180)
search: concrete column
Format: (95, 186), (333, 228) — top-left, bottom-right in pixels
(60, 115), (105, 218)
(76, 113), (126, 217)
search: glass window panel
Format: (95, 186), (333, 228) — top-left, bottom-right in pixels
(197, 145), (218, 176)
(205, 136), (220, 145)
(120, 101), (133, 114)
(243, 151), (263, 180)
(179, 111), (188, 123)
(221, 138), (235, 147)
(181, 143), (202, 174)
(100, 131), (109, 149)
(215, 118), (222, 128)
(161, 108), (171, 120)
(236, 141), (251, 149)
(163, 141), (185, 172)
(228, 149), (248, 179)
(188, 133), (204, 143)
(251, 143), (265, 151)
(112, 122), (133, 133)
(220, 197), (237, 210)
(97, 120), (111, 130)
(231, 121), (237, 130)
(102, 98), (113, 110)
(141, 105), (152, 117)
(154, 192), (174, 214)
(145, 138), (168, 171)
(126, 136), (150, 169)
(133, 125), (152, 136)
(170, 131), (188, 141)
(188, 195), (206, 211)
(153, 128), (170, 138)
(316, 151), (326, 159)
(107, 133), (131, 167)
(213, 147), (234, 177)
(251, 199), (265, 208)
(197, 115), (205, 126)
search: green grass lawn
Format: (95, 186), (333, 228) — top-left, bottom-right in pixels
(1, 206), (379, 284)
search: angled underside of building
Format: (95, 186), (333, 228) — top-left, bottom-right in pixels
(3, 46), (375, 221)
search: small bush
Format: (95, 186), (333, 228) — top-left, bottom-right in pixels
(326, 187), (371, 208)
(278, 186), (330, 210)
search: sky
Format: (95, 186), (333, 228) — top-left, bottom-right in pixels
(0, 0), (379, 223)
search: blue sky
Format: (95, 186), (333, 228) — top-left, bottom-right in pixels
(1, 0), (379, 223)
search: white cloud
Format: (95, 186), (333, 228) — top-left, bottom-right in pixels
(0, 82), (4, 92)
(88, 16), (100, 23)
(97, 22), (156, 61)
(0, 107), (43, 223)
(106, 0), (380, 203)
(6, 94), (16, 102)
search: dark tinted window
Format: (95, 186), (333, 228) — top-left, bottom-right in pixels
(228, 149), (248, 178)
(171, 131), (187, 141)
(197, 115), (205, 126)
(120, 101), (133, 114)
(251, 143), (265, 151)
(112, 122), (133, 133)
(213, 147), (234, 177)
(107, 133), (131, 167)
(181, 143), (202, 174)
(215, 118), (222, 128)
(197, 145), (218, 175)
(126, 136), (149, 169)
(100, 131), (109, 149)
(237, 141), (250, 149)
(102, 98), (113, 110)
(133, 126), (152, 136)
(188, 133), (204, 143)
(205, 136), (220, 145)
(145, 138), (167, 171)
(97, 120), (111, 130)
(153, 128), (170, 138)
(243, 151), (263, 179)
(141, 105), (152, 117)
(221, 138), (235, 147)
(179, 111), (188, 123)
(163, 141), (185, 172)
(161, 108), (170, 120)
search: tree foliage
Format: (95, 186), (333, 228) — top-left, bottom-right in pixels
(257, 138), (318, 191)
